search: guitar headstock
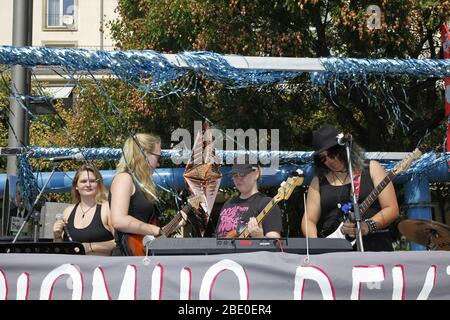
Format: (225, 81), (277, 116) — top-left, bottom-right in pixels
(392, 148), (423, 175)
(273, 174), (305, 202)
(186, 194), (205, 210)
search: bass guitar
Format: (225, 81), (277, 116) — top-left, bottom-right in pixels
(227, 171), (304, 238)
(326, 148), (422, 242)
(123, 194), (204, 256)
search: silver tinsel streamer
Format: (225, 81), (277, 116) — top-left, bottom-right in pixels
(2, 46), (450, 205)
(311, 58), (450, 85)
(13, 146), (449, 207)
(0, 46), (298, 91)
(2, 47), (449, 90)
(16, 154), (40, 211)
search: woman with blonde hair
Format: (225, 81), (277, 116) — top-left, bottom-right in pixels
(53, 164), (115, 255)
(109, 133), (186, 255)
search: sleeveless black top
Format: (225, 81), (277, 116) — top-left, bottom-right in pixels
(108, 179), (158, 255)
(64, 203), (114, 242)
(318, 161), (393, 251)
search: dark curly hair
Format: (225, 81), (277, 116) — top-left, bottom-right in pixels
(312, 142), (365, 178)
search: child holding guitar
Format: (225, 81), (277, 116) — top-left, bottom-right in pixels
(215, 156), (283, 239)
(301, 125), (400, 251)
(109, 133), (188, 256)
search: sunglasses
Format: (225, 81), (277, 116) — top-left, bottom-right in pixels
(231, 170), (255, 178)
(148, 151), (162, 162)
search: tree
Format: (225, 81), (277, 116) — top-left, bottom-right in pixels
(109, 0), (449, 151)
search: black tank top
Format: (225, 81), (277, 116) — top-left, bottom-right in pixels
(65, 204), (114, 242)
(108, 179), (158, 255)
(318, 161), (393, 251)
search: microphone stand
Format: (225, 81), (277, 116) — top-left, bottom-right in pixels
(344, 139), (364, 252)
(12, 161), (60, 244)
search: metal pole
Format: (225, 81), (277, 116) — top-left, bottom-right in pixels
(5, 0), (33, 235)
(404, 177), (432, 251)
(345, 143), (364, 252)
(7, 0), (33, 174)
(100, 0), (104, 50)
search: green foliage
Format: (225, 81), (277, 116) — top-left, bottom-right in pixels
(107, 0), (449, 238)
(1, 0), (449, 237)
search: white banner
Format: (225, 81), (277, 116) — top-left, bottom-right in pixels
(1, 251), (449, 300)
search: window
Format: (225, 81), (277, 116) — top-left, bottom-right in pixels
(46, 0), (76, 28)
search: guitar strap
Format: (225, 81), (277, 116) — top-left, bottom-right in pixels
(352, 170), (362, 201)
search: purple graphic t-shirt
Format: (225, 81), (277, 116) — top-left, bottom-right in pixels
(215, 192), (283, 238)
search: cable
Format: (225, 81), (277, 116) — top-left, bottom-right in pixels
(303, 192), (310, 265)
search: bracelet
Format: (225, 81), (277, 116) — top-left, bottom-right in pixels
(365, 219), (378, 234)
(89, 242), (93, 253)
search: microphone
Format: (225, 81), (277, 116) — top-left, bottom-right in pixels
(55, 214), (73, 241)
(0, 147), (34, 156)
(336, 133), (352, 146)
(142, 235), (155, 249)
(48, 152), (85, 162)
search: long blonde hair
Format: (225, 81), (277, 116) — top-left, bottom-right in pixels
(117, 133), (161, 202)
(71, 164), (107, 204)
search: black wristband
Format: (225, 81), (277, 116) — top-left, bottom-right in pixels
(365, 219), (377, 234)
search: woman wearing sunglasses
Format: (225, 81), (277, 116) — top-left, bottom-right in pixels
(215, 156), (282, 238)
(109, 133), (186, 255)
(301, 125), (399, 251)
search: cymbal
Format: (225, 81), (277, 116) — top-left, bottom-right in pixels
(398, 219), (450, 250)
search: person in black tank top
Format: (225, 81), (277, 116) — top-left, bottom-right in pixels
(109, 133), (187, 256)
(301, 125), (399, 251)
(53, 164), (115, 255)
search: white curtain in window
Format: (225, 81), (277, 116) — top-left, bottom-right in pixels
(48, 0), (61, 26)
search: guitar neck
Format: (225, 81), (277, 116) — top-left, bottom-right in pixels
(359, 171), (395, 218)
(240, 199), (277, 238)
(161, 204), (190, 236)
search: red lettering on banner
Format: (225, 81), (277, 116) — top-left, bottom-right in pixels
(151, 263), (163, 300)
(17, 272), (29, 300)
(351, 265), (385, 300)
(293, 266), (335, 300)
(40, 264), (84, 300)
(0, 269), (8, 300)
(118, 265), (137, 300)
(180, 267), (192, 300)
(92, 267), (111, 300)
(199, 259), (249, 300)
(417, 265), (436, 300)
(1, 260), (449, 299)
(392, 265), (405, 300)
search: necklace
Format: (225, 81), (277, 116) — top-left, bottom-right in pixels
(331, 171), (349, 210)
(332, 171), (349, 185)
(79, 203), (96, 219)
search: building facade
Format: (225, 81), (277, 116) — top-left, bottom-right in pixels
(0, 0), (118, 50)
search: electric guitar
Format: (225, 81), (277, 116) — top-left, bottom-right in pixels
(326, 148), (422, 242)
(123, 194), (204, 256)
(226, 171), (304, 238)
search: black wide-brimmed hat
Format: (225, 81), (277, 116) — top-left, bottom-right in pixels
(312, 125), (340, 155)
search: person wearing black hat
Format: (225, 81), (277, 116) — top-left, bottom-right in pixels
(215, 157), (283, 238)
(301, 125), (399, 251)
